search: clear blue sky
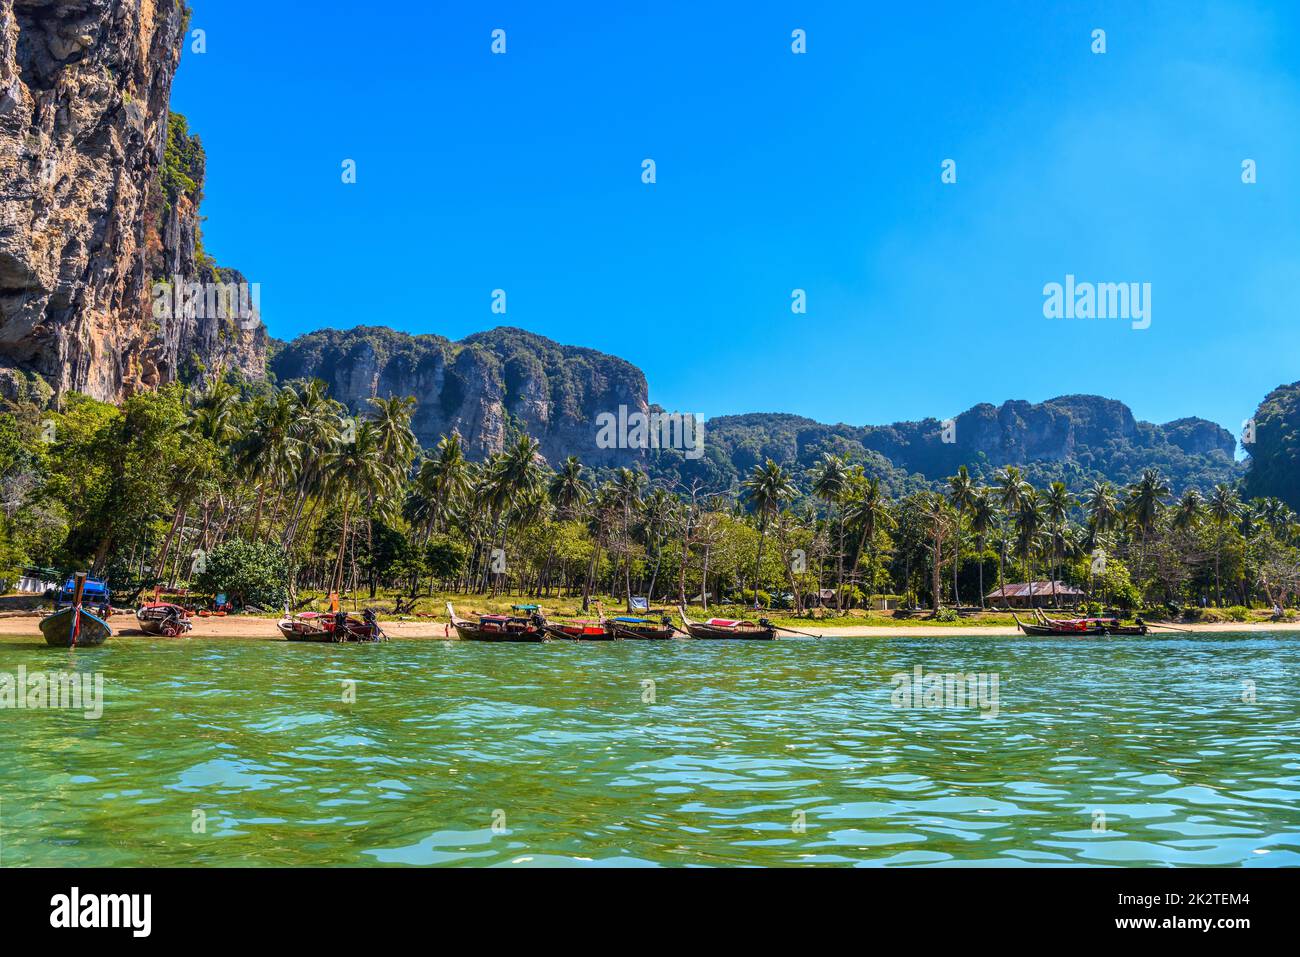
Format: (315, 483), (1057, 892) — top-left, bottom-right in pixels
(173, 0), (1300, 441)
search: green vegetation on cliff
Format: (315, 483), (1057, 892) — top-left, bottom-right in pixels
(1244, 380), (1300, 510)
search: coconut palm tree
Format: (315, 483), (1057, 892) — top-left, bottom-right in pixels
(741, 460), (797, 607)
(549, 456), (589, 520)
(1206, 483), (1242, 606)
(1044, 481), (1075, 607)
(325, 420), (390, 597)
(367, 395), (419, 473)
(483, 434), (544, 594)
(917, 492), (956, 613)
(846, 476), (895, 603)
(233, 387), (299, 539)
(610, 467), (644, 607)
(810, 453), (849, 611)
(1172, 489), (1204, 531)
(1125, 468), (1171, 588)
(969, 489), (997, 608)
(1014, 487), (1044, 604)
(947, 465), (977, 607)
(993, 467), (1029, 605)
(280, 380), (347, 551)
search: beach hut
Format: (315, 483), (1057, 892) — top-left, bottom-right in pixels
(985, 581), (1086, 609)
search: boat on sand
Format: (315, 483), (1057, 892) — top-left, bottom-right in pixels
(136, 602), (193, 637)
(446, 602), (548, 642)
(278, 608), (387, 642)
(40, 572), (112, 648)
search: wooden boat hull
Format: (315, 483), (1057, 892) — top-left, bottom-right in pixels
(279, 623), (330, 641)
(544, 624), (616, 640)
(279, 615), (386, 643)
(451, 621), (548, 642)
(608, 624), (677, 640)
(40, 606), (112, 647)
(136, 605), (193, 637)
(1014, 614), (1105, 637)
(684, 624), (777, 640)
(1017, 625), (1107, 637)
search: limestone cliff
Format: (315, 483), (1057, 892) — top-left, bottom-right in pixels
(0, 0), (264, 402)
(271, 326), (650, 467)
(698, 396), (1242, 495)
(1242, 380), (1300, 510)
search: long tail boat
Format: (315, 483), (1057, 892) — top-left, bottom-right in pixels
(544, 618), (616, 640)
(1012, 612), (1106, 637)
(606, 615), (678, 640)
(446, 602), (549, 642)
(279, 608), (387, 642)
(136, 602), (193, 637)
(40, 572), (112, 647)
(1030, 608), (1149, 636)
(678, 607), (777, 640)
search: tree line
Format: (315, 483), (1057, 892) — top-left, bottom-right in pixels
(1, 377), (1297, 614)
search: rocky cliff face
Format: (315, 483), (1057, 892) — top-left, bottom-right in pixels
(1243, 380), (1300, 510)
(701, 395), (1242, 495)
(0, 0), (264, 402)
(271, 326), (650, 467)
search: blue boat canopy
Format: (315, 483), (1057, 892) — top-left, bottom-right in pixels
(613, 616), (648, 623)
(511, 604), (539, 612)
(60, 578), (110, 599)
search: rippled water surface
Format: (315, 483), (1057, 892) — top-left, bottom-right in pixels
(1, 633), (1298, 866)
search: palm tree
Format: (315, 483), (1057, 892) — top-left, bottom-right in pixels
(1125, 468), (1171, 588)
(367, 395), (419, 471)
(1014, 487), (1043, 605)
(947, 465), (977, 607)
(640, 486), (677, 602)
(325, 420), (389, 597)
(810, 453), (849, 611)
(280, 380), (346, 551)
(969, 489), (997, 608)
(741, 460), (797, 607)
(484, 434), (544, 594)
(1172, 489), (1203, 531)
(1044, 481), (1075, 607)
(549, 456), (589, 520)
(610, 467), (644, 608)
(918, 492), (956, 613)
(1085, 480), (1120, 537)
(1206, 483), (1241, 606)
(846, 476), (894, 603)
(234, 388), (298, 539)
(993, 466), (1029, 606)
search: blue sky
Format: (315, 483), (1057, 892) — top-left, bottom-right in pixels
(173, 0), (1300, 442)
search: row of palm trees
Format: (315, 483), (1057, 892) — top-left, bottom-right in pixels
(744, 451), (1295, 612)
(101, 378), (1300, 612)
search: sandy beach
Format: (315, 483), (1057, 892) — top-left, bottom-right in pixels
(1, 612), (1297, 640)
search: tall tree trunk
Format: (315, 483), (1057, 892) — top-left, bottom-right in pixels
(331, 497), (352, 596)
(752, 521), (768, 608)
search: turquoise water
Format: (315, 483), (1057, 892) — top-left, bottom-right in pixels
(0, 633), (1297, 866)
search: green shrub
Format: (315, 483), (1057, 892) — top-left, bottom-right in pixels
(194, 538), (290, 609)
(933, 607), (960, 622)
(1225, 605), (1251, 622)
